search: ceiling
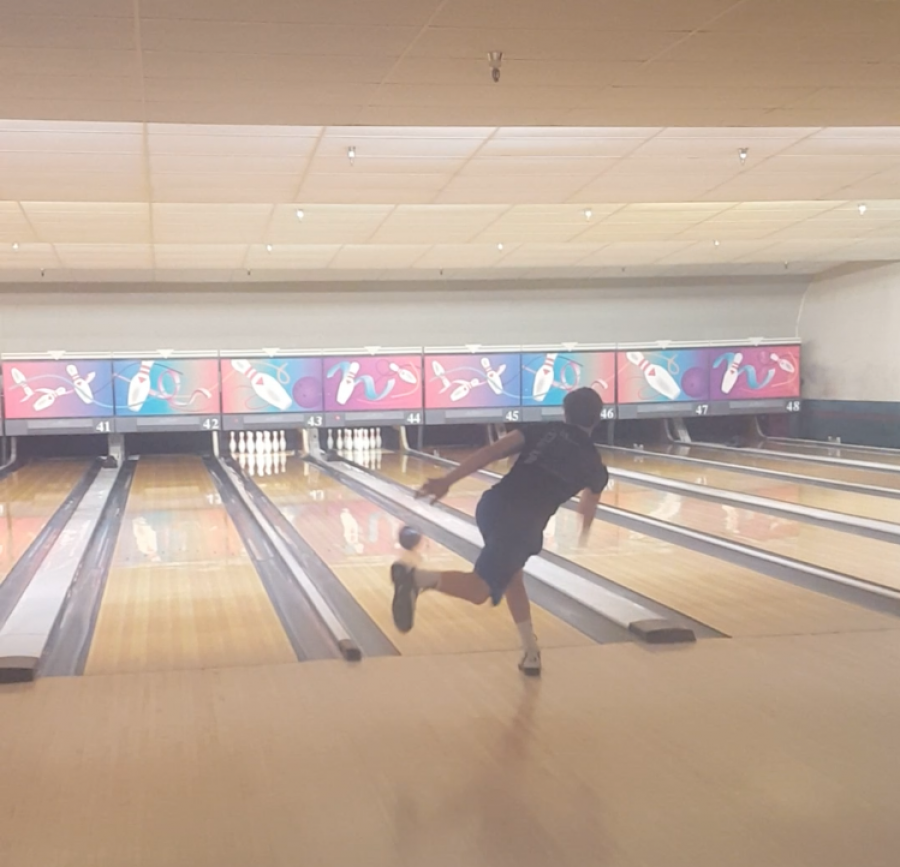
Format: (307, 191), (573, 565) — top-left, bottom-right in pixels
(1, 0), (900, 283)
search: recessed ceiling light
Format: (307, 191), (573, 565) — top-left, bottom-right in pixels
(497, 242), (504, 251)
(12, 242), (19, 251)
(266, 244), (273, 253)
(347, 146), (356, 165)
(296, 208), (305, 221)
(584, 207), (593, 221)
(738, 147), (749, 164)
(714, 239), (720, 247)
(858, 203), (867, 215)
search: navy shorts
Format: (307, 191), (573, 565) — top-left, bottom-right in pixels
(474, 488), (544, 605)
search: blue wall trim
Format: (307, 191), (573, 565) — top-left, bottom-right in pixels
(801, 400), (900, 448)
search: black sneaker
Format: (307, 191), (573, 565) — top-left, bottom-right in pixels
(391, 561), (419, 633)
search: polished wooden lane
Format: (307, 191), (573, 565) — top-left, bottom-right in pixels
(84, 457), (296, 676)
(601, 448), (900, 524)
(385, 453), (898, 638)
(0, 461), (88, 587)
(3, 630), (900, 866)
(249, 457), (593, 657)
(654, 444), (900, 490)
(757, 439), (900, 466)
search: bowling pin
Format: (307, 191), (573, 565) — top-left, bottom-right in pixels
(721, 352), (744, 395)
(33, 387), (67, 412)
(279, 431), (286, 452)
(375, 428), (382, 449)
(231, 359), (292, 411)
(336, 361), (360, 406)
(66, 364), (96, 405)
(336, 429), (343, 450)
(389, 363), (418, 384)
(431, 360), (452, 391)
(263, 430), (271, 454)
(256, 431), (265, 453)
(450, 378), (481, 402)
(238, 431), (246, 454)
(625, 351), (680, 401)
(10, 368), (34, 401)
(531, 353), (557, 402)
(247, 431), (256, 454)
(327, 429), (334, 450)
(229, 431), (237, 455)
(370, 428), (376, 448)
(480, 357), (505, 395)
(127, 360), (154, 412)
(770, 352), (796, 373)
(362, 428), (369, 450)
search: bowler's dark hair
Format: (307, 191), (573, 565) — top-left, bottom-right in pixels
(563, 387), (603, 429)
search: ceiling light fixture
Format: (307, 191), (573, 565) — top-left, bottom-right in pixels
(738, 147), (749, 164)
(584, 207), (593, 221)
(12, 242), (19, 251)
(714, 239), (720, 247)
(858, 203), (867, 215)
(488, 51), (503, 83)
(497, 242), (504, 251)
(347, 146), (356, 165)
(296, 208), (305, 221)
(266, 244), (273, 253)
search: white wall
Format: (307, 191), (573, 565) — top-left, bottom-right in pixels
(0, 278), (806, 354)
(798, 263), (900, 401)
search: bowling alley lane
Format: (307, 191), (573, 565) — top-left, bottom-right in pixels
(755, 439), (900, 467)
(84, 456), (297, 676)
(246, 455), (593, 657)
(599, 449), (900, 524)
(650, 444), (900, 490)
(379, 452), (898, 638)
(0, 461), (90, 587)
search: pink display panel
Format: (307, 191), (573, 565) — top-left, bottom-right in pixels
(617, 348), (711, 404)
(710, 345), (801, 400)
(113, 358), (220, 416)
(521, 351), (615, 407)
(323, 355), (422, 412)
(425, 353), (521, 409)
(3, 359), (115, 419)
(222, 356), (324, 414)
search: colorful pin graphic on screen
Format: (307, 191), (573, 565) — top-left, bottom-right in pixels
(323, 355), (422, 411)
(3, 360), (115, 419)
(113, 358), (220, 416)
(710, 346), (800, 400)
(425, 354), (521, 409)
(222, 357), (323, 414)
(521, 351), (615, 406)
(617, 348), (711, 403)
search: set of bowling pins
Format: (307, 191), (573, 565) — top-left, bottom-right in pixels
(327, 428), (383, 467)
(230, 430), (288, 477)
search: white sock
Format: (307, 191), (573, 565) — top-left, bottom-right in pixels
(413, 568), (440, 591)
(516, 620), (538, 653)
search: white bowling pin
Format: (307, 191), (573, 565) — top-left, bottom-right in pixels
(264, 430), (272, 454)
(256, 431), (265, 453)
(127, 360), (154, 412)
(389, 363), (417, 385)
(229, 431), (237, 455)
(336, 361), (360, 406)
(480, 357), (505, 395)
(336, 429), (343, 450)
(450, 378), (481, 402)
(431, 360), (452, 391)
(238, 431), (246, 454)
(66, 364), (96, 405)
(770, 352), (796, 374)
(230, 359), (292, 411)
(626, 352), (680, 401)
(327, 430), (334, 450)
(370, 428), (376, 448)
(531, 353), (557, 402)
(362, 428), (369, 450)
(721, 353), (744, 395)
(34, 387), (67, 412)
(375, 429), (382, 449)
(10, 368), (34, 401)
(280, 430), (287, 452)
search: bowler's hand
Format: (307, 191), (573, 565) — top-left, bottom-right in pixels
(416, 476), (452, 502)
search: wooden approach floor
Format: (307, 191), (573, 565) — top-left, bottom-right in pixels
(2, 631), (900, 867)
